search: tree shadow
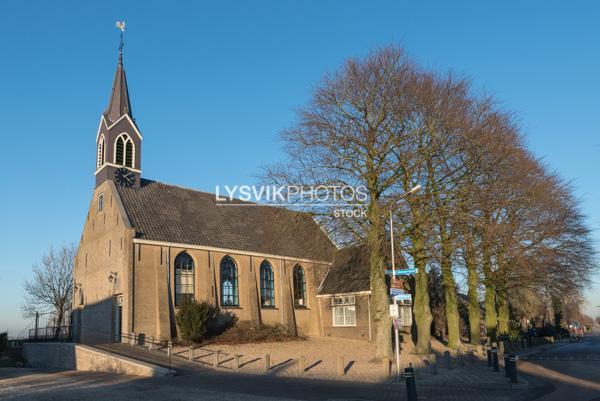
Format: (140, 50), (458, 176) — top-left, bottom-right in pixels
(344, 360), (355, 375)
(239, 357), (261, 368)
(305, 360), (322, 372)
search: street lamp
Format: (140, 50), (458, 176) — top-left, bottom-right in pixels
(388, 184), (421, 383)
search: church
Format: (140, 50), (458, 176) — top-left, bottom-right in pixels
(72, 48), (385, 345)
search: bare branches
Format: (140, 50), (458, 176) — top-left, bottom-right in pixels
(22, 244), (75, 325)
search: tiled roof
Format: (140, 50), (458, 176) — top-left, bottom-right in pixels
(319, 245), (371, 295)
(117, 179), (335, 262)
(319, 244), (408, 295)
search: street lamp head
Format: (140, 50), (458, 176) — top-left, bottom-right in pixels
(409, 185), (422, 195)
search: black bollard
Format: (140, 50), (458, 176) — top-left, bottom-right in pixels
(487, 347), (492, 367)
(527, 334), (532, 348)
(504, 355), (511, 377)
(404, 366), (418, 401)
(492, 347), (499, 372)
(509, 355), (518, 383)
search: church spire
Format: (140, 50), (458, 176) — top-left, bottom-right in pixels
(104, 21), (132, 124)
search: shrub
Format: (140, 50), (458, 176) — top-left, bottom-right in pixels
(176, 300), (238, 343)
(208, 321), (303, 345)
(176, 298), (210, 342)
(207, 309), (237, 336)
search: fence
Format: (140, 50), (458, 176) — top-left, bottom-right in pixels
(28, 326), (71, 342)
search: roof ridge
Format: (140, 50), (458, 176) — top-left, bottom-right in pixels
(143, 178), (321, 214)
(142, 178), (236, 199)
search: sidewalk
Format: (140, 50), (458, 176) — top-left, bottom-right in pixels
(94, 342), (548, 401)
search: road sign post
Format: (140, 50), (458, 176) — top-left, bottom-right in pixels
(393, 318), (401, 382)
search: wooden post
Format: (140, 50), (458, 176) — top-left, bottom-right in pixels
(167, 341), (172, 357)
(148, 336), (154, 350)
(189, 346), (194, 361)
(213, 350), (219, 367)
(298, 356), (306, 374)
(337, 356), (345, 376)
(234, 354), (240, 369)
(131, 332), (136, 346)
(264, 354), (271, 372)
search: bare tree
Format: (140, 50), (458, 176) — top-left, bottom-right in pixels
(266, 47), (423, 358)
(22, 245), (75, 337)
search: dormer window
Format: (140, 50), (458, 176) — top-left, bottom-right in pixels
(97, 135), (106, 169)
(115, 133), (134, 168)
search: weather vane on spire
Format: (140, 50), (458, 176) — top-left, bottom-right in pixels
(115, 21), (126, 59)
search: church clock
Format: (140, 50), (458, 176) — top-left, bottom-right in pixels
(114, 168), (136, 187)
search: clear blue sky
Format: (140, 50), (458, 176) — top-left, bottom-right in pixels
(0, 1), (598, 336)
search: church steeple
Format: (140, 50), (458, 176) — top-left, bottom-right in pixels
(95, 21), (142, 189)
(104, 54), (133, 124)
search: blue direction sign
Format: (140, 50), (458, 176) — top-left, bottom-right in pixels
(386, 268), (418, 276)
(390, 287), (412, 302)
(394, 293), (412, 302)
(390, 288), (405, 296)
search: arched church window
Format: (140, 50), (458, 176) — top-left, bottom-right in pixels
(97, 135), (105, 169)
(174, 251), (194, 306)
(293, 264), (307, 308)
(115, 133), (134, 168)
(220, 256), (239, 306)
(260, 260), (275, 307)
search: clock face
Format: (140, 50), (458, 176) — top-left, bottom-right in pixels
(114, 168), (136, 187)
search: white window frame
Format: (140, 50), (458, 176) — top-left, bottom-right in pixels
(332, 295), (356, 327)
(114, 133), (135, 168)
(97, 135), (106, 169)
(98, 193), (105, 213)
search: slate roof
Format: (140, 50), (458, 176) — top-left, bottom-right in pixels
(104, 55), (133, 124)
(117, 179), (336, 262)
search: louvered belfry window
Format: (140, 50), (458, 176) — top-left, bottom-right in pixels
(115, 134), (134, 168)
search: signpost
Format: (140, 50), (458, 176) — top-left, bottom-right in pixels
(393, 318), (401, 381)
(392, 292), (412, 302)
(388, 190), (420, 382)
(386, 268), (419, 276)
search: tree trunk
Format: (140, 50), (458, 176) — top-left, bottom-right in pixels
(367, 198), (392, 359)
(465, 236), (481, 345)
(482, 236), (497, 341)
(54, 310), (64, 340)
(412, 218), (432, 354)
(497, 288), (509, 336)
(440, 226), (460, 349)
(484, 286), (497, 341)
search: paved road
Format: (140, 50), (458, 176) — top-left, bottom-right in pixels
(519, 334), (600, 401)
